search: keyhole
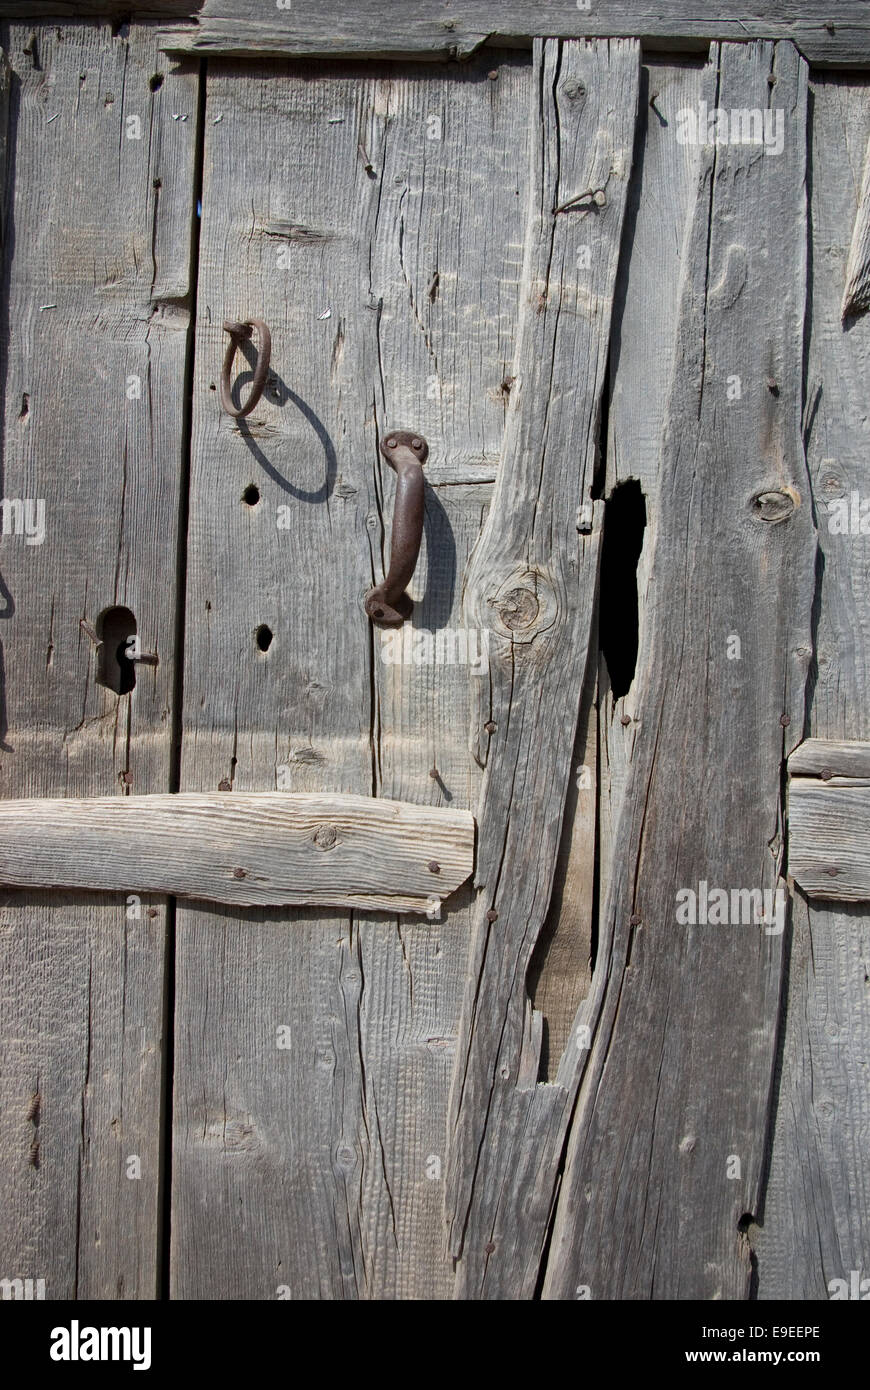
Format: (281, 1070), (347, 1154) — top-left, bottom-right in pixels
(95, 606), (137, 694)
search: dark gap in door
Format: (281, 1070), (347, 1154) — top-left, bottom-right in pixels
(158, 54), (208, 1302)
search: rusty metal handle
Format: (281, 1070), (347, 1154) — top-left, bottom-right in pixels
(364, 431), (428, 627)
(219, 318), (272, 418)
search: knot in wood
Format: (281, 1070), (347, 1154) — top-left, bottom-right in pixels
(313, 823), (338, 850)
(561, 79), (585, 101)
(750, 486), (800, 523)
(496, 586), (539, 631)
(483, 568), (558, 643)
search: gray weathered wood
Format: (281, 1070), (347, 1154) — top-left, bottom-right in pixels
(444, 36), (638, 1298)
(360, 52), (531, 1296)
(1, 3), (192, 14)
(757, 76), (870, 1300)
(788, 776), (870, 901)
(599, 60), (706, 910)
(842, 136), (870, 319)
(171, 49), (529, 1299)
(156, 2), (870, 66)
(0, 22), (196, 1297)
(544, 39), (816, 1300)
(0, 792), (474, 909)
(789, 736), (870, 778)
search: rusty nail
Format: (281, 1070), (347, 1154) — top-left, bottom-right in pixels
(630, 913), (642, 926)
(484, 1242), (496, 1255)
(486, 909), (498, 922)
(780, 714), (791, 727)
(621, 714), (631, 727)
(820, 767), (833, 781)
(429, 765), (439, 779)
(428, 860), (441, 874)
(386, 437), (397, 449)
(488, 69), (498, 80)
(218, 779), (232, 790)
(825, 866), (839, 876)
(233, 867), (247, 879)
(484, 720), (496, 734)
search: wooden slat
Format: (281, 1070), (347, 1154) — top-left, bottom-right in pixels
(544, 40), (816, 1300)
(156, 2), (870, 66)
(171, 51), (529, 1299)
(444, 36), (638, 1298)
(0, 793), (474, 910)
(788, 778), (870, 900)
(789, 736), (870, 778)
(0, 23), (196, 1297)
(2, 3), (192, 15)
(757, 76), (870, 1300)
(599, 59), (706, 916)
(359, 51), (530, 1295)
(842, 135), (870, 319)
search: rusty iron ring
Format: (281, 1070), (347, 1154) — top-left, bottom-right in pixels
(219, 318), (272, 418)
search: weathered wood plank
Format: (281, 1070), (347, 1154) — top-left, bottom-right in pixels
(155, 3), (870, 66)
(842, 136), (870, 320)
(788, 777), (870, 901)
(0, 792), (474, 909)
(0, 22), (196, 1297)
(444, 36), (638, 1298)
(757, 75), (870, 1300)
(360, 52), (530, 1295)
(171, 51), (528, 1299)
(789, 736), (870, 778)
(599, 59), (706, 912)
(2, 3), (192, 15)
(544, 39), (816, 1300)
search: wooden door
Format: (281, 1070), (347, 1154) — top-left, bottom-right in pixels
(0, 12), (868, 1303)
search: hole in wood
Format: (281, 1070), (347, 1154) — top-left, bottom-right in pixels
(255, 625), (273, 652)
(599, 479), (646, 700)
(242, 484), (260, 506)
(95, 606), (137, 695)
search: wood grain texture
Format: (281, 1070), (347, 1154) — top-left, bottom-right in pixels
(444, 37), (638, 1298)
(1, 3), (194, 15)
(789, 737), (870, 777)
(842, 135), (870, 320)
(156, 2), (870, 66)
(599, 60), (705, 911)
(0, 792), (474, 909)
(543, 40), (816, 1300)
(171, 52), (529, 1299)
(757, 75), (870, 1300)
(0, 22), (196, 1297)
(788, 778), (870, 901)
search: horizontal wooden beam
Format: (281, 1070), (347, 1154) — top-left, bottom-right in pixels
(4, 3), (870, 65)
(788, 742), (870, 901)
(0, 792), (474, 912)
(788, 736), (870, 778)
(152, 3), (870, 66)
